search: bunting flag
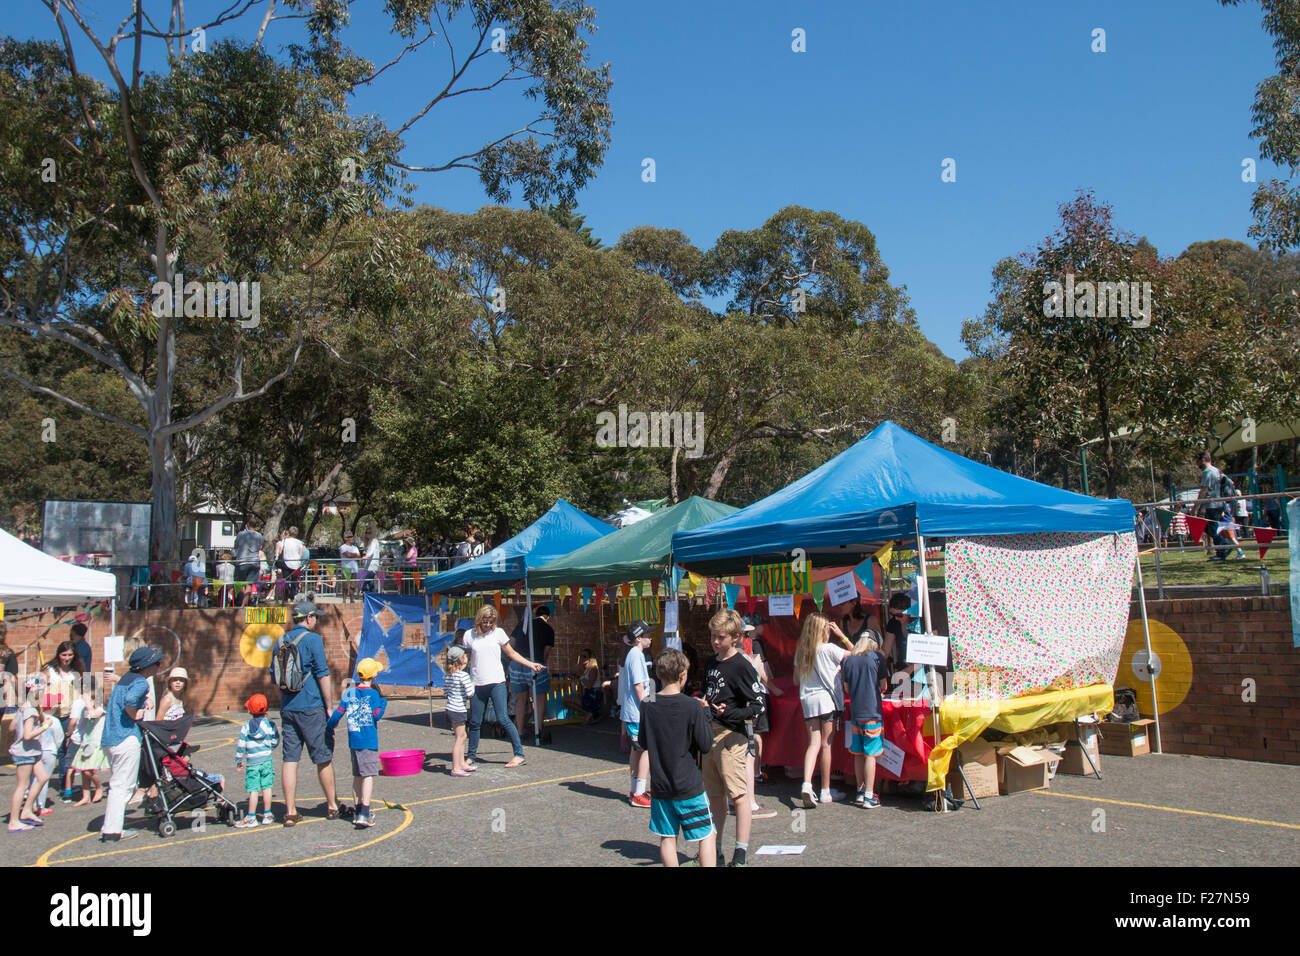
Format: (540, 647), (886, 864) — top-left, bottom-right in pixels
(671, 566), (686, 593)
(706, 579), (720, 603)
(581, 587), (592, 612)
(873, 542), (893, 571)
(794, 596), (806, 620)
(743, 595), (757, 616)
(1256, 527), (1277, 559)
(492, 592), (504, 614)
(650, 579), (659, 597)
(723, 583), (739, 609)
(618, 595), (660, 625)
(594, 587), (605, 609)
(569, 585), (580, 610)
(687, 572), (703, 598)
(1184, 514), (1208, 544)
(811, 580), (826, 608)
(514, 586), (522, 603)
(1153, 509), (1173, 535)
(749, 561), (811, 596)
(634, 580), (645, 597)
(853, 558), (875, 594)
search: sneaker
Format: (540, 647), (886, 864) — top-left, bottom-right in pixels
(852, 789), (867, 808)
(630, 792), (652, 809)
(260, 812), (275, 826)
(729, 849), (748, 867)
(59, 789), (75, 803)
(1235, 550), (1247, 560)
(800, 784), (818, 809)
(233, 815), (259, 829)
(862, 794), (881, 809)
(821, 787), (846, 803)
(750, 804), (778, 819)
(354, 813), (375, 829)
(99, 830), (140, 843)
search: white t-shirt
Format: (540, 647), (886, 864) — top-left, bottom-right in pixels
(281, 537), (305, 570)
(465, 627), (511, 686)
(800, 642), (849, 711)
(339, 543), (360, 572)
(216, 562), (235, 583)
(363, 540), (381, 572)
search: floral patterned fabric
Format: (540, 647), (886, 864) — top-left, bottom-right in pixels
(946, 532), (1137, 699)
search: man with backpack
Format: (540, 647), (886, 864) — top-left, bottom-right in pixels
(1194, 450), (1230, 561)
(271, 600), (339, 826)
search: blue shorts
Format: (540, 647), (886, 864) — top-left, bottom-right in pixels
(507, 663), (550, 695)
(11, 753), (39, 766)
(848, 719), (884, 756)
(650, 792), (714, 842)
(623, 722), (642, 748)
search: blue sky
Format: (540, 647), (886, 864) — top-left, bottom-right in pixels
(12, 1), (1281, 358)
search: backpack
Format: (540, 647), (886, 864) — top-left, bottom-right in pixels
(273, 628), (310, 693)
(1220, 472), (1237, 501)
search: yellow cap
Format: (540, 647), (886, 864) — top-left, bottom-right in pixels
(356, 658), (382, 680)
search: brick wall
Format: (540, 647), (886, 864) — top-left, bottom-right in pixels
(1130, 595), (1299, 765)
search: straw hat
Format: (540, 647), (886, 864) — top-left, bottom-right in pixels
(168, 667), (189, 683)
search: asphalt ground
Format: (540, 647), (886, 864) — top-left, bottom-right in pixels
(3, 698), (1298, 868)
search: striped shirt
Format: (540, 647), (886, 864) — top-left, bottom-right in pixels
(444, 670), (474, 714)
(235, 716), (280, 765)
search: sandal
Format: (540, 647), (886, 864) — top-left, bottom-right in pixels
(464, 764), (478, 773)
(504, 756), (526, 769)
(19, 817), (43, 827)
(7, 824), (34, 833)
(450, 770), (470, 777)
(283, 813), (301, 827)
(324, 807), (340, 820)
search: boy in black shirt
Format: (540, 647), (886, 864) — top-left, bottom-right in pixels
(638, 649), (716, 867)
(702, 609), (768, 868)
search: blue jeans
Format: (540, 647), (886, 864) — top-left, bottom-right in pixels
(468, 682), (524, 760)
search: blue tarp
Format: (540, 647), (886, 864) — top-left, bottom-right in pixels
(671, 421), (1135, 572)
(424, 499), (613, 594)
(358, 593), (451, 687)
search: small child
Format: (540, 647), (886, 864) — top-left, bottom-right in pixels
(618, 621), (654, 807)
(327, 657), (387, 827)
(70, 694), (108, 806)
(444, 646), (475, 776)
(578, 649), (602, 724)
(29, 706), (65, 814)
(234, 693), (280, 827)
(638, 648), (717, 867)
(7, 676), (52, 832)
(841, 631), (886, 809)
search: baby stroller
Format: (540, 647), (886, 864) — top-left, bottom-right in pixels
(138, 712), (240, 837)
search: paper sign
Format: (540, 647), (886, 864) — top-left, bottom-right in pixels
(664, 635), (682, 651)
(756, 845), (805, 856)
(103, 634), (125, 664)
(905, 632), (949, 667)
(663, 600), (679, 634)
(768, 594), (795, 616)
(877, 738), (905, 777)
(825, 570), (858, 606)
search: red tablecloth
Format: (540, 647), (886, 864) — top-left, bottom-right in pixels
(762, 677), (934, 782)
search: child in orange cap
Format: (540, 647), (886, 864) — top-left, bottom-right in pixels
(234, 693), (280, 827)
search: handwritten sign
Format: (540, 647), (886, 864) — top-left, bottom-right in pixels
(750, 561), (810, 597)
(662, 600), (679, 634)
(877, 739), (905, 777)
(767, 594), (795, 616)
(825, 570), (858, 606)
(245, 606), (290, 625)
(618, 596), (660, 626)
(103, 634), (125, 664)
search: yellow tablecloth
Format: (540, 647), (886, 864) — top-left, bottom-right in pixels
(927, 683), (1114, 790)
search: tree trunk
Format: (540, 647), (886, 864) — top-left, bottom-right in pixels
(669, 445), (680, 504)
(703, 449), (735, 499)
(150, 430), (179, 565)
(263, 495), (289, 545)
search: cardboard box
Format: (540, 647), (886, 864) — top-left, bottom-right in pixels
(996, 745), (1062, 795)
(949, 739), (998, 800)
(1099, 718), (1154, 757)
(1058, 723), (1102, 776)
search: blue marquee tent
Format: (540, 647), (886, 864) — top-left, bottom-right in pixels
(671, 421), (1135, 574)
(424, 499), (613, 595)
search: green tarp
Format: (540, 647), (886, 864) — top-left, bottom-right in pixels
(529, 496), (737, 588)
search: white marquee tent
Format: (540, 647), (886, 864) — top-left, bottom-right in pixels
(0, 528), (118, 609)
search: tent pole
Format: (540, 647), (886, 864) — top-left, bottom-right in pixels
(425, 591), (433, 731)
(1133, 549), (1162, 754)
(915, 528), (945, 812)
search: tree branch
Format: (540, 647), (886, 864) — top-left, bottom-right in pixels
(0, 366), (148, 438)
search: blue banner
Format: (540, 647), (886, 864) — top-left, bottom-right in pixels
(1289, 500), (1299, 648)
(359, 593), (452, 687)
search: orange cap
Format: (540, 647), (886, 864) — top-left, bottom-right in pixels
(244, 693), (268, 716)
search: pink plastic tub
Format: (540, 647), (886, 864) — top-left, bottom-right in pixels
(379, 749), (425, 776)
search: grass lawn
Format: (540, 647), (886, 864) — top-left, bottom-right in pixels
(1138, 539), (1291, 589)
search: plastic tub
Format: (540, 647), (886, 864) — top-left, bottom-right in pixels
(379, 749), (425, 776)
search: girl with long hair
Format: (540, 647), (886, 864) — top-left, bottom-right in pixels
(794, 612), (852, 808)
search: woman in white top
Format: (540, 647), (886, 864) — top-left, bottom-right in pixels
(794, 612), (853, 808)
(360, 530), (381, 593)
(463, 605), (542, 769)
(339, 532), (361, 603)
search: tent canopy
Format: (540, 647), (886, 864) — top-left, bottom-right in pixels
(424, 499), (612, 594)
(0, 528), (118, 609)
(671, 421), (1135, 575)
(530, 496), (738, 588)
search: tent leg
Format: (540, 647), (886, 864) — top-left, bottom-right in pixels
(915, 529), (945, 813)
(1133, 550), (1162, 754)
(426, 592), (434, 732)
(525, 577), (540, 748)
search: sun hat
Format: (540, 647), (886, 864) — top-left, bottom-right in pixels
(244, 693), (268, 716)
(128, 646), (164, 672)
(356, 658), (382, 680)
(168, 667), (189, 683)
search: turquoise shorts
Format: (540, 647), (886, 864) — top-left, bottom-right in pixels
(848, 719), (884, 757)
(244, 761), (275, 792)
(650, 792), (714, 842)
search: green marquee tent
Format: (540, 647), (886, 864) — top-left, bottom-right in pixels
(529, 496), (737, 588)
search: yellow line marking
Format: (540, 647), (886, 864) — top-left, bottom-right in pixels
(41, 815), (302, 865)
(273, 807), (413, 866)
(1034, 791), (1300, 830)
(400, 766), (624, 808)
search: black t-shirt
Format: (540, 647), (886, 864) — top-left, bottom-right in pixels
(511, 617), (554, 663)
(842, 652), (885, 722)
(886, 618), (908, 672)
(637, 692), (713, 800)
(703, 652), (767, 733)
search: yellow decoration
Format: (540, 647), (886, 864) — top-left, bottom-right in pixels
(1118, 619), (1193, 716)
(240, 622), (285, 669)
(873, 542), (893, 570)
